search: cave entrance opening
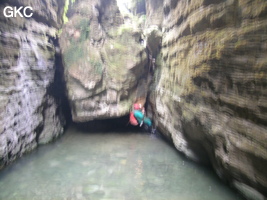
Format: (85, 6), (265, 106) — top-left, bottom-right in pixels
(73, 115), (142, 133)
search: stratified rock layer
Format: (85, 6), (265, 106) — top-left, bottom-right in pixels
(60, 0), (147, 121)
(0, 1), (65, 169)
(149, 0), (267, 199)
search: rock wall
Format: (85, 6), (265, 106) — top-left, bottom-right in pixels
(0, 0), (65, 169)
(60, 0), (147, 121)
(145, 0), (163, 27)
(148, 0), (267, 199)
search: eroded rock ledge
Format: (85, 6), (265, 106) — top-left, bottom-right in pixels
(149, 0), (267, 199)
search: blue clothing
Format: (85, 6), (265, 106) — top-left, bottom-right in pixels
(144, 117), (152, 127)
(133, 110), (144, 123)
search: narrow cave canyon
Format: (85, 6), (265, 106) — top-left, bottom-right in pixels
(0, 0), (267, 199)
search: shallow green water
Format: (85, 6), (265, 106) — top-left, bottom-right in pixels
(0, 125), (244, 200)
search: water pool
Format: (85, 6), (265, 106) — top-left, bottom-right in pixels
(0, 125), (244, 200)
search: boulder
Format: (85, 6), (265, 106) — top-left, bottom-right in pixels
(60, 0), (147, 121)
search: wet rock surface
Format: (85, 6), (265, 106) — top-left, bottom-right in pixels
(60, 0), (147, 121)
(149, 0), (267, 199)
(0, 1), (65, 169)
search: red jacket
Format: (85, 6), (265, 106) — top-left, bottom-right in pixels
(129, 112), (138, 126)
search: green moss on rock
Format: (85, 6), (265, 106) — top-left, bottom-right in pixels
(63, 44), (85, 68)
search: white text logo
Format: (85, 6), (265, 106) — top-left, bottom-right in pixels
(3, 6), (33, 18)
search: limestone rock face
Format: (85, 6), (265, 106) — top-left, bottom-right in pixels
(60, 0), (147, 121)
(149, 0), (267, 199)
(0, 1), (65, 169)
(145, 0), (163, 27)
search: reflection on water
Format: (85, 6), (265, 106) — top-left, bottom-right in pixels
(0, 125), (244, 200)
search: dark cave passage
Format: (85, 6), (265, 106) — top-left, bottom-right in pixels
(72, 115), (142, 133)
(49, 37), (72, 126)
